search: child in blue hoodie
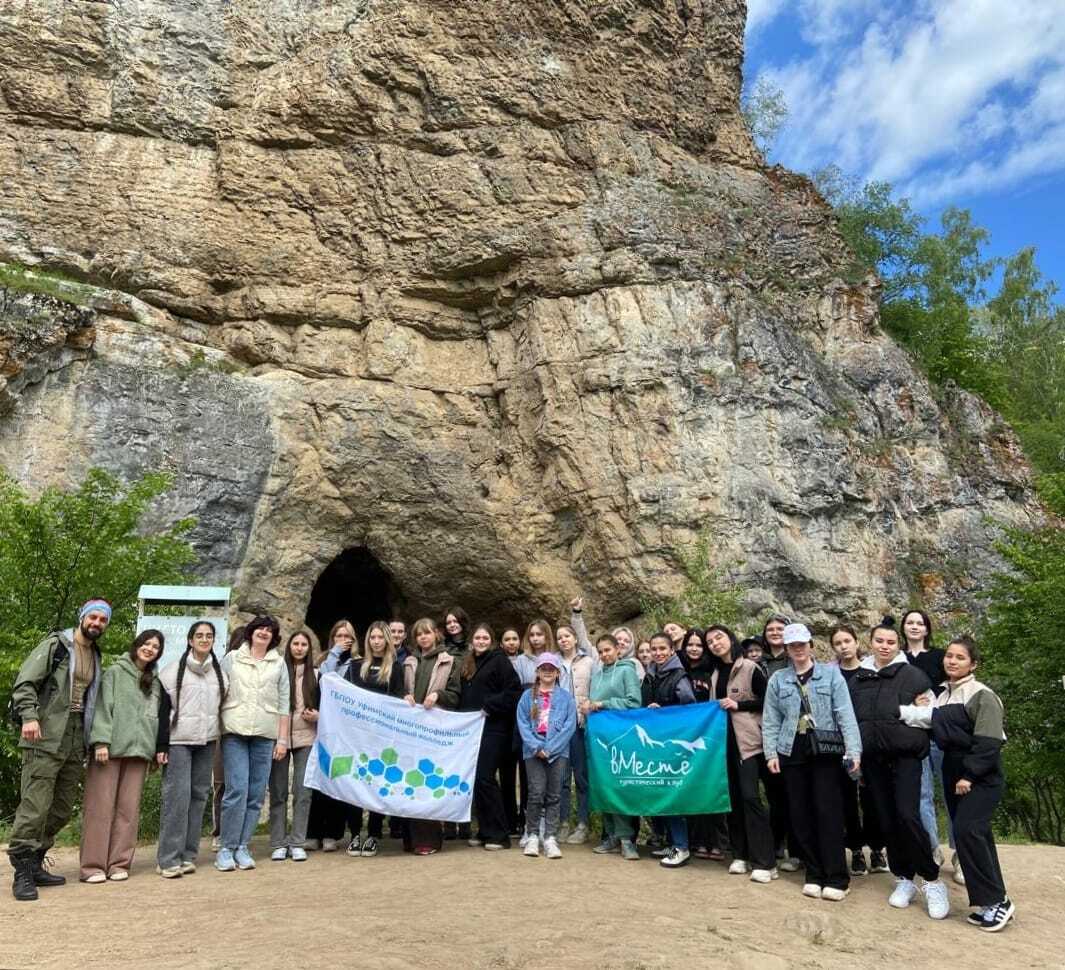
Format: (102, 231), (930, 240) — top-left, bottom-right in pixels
(517, 653), (576, 860)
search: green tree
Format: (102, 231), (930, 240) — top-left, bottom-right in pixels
(980, 474), (1065, 844)
(742, 77), (789, 158)
(641, 529), (743, 632)
(0, 469), (197, 820)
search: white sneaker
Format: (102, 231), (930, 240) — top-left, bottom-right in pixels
(922, 878), (951, 920)
(933, 845), (945, 867)
(751, 868), (779, 884)
(660, 847), (691, 869)
(889, 877), (918, 909)
(290, 847), (308, 862)
(802, 883), (822, 898)
(519, 833), (531, 849)
(524, 835), (540, 858)
(270, 847), (288, 862)
(821, 887), (849, 902)
(728, 859), (749, 875)
(544, 837), (562, 859)
(778, 856), (802, 872)
(557, 823), (572, 842)
(565, 823), (588, 845)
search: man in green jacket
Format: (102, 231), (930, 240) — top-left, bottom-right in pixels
(7, 598), (110, 901)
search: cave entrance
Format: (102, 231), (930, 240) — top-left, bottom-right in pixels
(305, 547), (404, 648)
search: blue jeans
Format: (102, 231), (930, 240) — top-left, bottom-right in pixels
(657, 815), (688, 850)
(559, 727), (589, 826)
(220, 734), (275, 849)
(920, 742), (954, 852)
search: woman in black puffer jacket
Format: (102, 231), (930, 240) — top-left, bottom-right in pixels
(849, 618), (950, 919)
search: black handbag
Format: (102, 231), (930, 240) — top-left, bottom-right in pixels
(798, 681), (846, 758)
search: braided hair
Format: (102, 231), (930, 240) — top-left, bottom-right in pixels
(171, 620), (226, 730)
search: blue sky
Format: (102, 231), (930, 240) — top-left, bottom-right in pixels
(744, 0), (1065, 298)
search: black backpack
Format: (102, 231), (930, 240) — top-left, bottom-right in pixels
(6, 640), (69, 730)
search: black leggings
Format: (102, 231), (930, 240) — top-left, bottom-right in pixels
(942, 755), (1007, 907)
(863, 754), (938, 882)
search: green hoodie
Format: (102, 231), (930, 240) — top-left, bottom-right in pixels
(88, 655), (162, 760)
(588, 657), (641, 710)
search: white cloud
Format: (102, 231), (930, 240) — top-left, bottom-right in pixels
(745, 0), (788, 35)
(751, 0), (1065, 205)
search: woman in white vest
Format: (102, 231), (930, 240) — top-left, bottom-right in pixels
(216, 616), (290, 872)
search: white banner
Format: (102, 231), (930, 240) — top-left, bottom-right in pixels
(304, 674), (485, 823)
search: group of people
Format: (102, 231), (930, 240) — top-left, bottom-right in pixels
(7, 597), (1014, 932)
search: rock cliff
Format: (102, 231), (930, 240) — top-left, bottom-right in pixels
(0, 0), (1038, 633)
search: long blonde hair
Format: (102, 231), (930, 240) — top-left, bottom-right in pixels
(522, 619), (556, 658)
(359, 621), (397, 686)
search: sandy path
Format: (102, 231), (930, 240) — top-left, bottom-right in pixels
(0, 840), (1059, 969)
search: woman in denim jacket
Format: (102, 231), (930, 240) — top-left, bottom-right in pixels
(763, 623), (861, 902)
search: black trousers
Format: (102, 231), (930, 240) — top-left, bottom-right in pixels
(498, 734), (522, 833)
(783, 758), (849, 890)
(863, 754), (938, 881)
(840, 765), (884, 852)
(726, 745), (775, 870)
(765, 767), (793, 856)
(307, 789), (361, 841)
(474, 729), (511, 845)
(942, 756), (1007, 907)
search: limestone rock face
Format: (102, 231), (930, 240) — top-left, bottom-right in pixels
(0, 0), (1038, 632)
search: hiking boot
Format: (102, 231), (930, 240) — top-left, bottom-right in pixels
(565, 823), (588, 845)
(660, 847), (690, 869)
(889, 877), (917, 908)
(980, 897), (1015, 932)
(922, 878), (950, 920)
(10, 851), (38, 902)
(32, 851), (66, 887)
(869, 849), (889, 873)
(850, 850), (868, 876)
(621, 840), (640, 861)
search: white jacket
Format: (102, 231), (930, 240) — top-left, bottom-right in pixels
(159, 654), (229, 746)
(221, 645), (290, 739)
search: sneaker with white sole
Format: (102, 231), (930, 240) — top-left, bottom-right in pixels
(156, 865), (183, 879)
(322, 838), (338, 852)
(660, 847), (690, 868)
(778, 856), (802, 872)
(215, 848), (236, 872)
(728, 859), (749, 875)
(869, 849), (889, 873)
(180, 861), (196, 875)
(361, 837), (379, 858)
(270, 847), (288, 862)
(234, 846), (256, 870)
(592, 837), (620, 854)
(922, 879), (951, 920)
(211, 836), (222, 852)
(750, 868), (779, 884)
(519, 833), (531, 850)
(933, 845), (945, 867)
(290, 847), (308, 862)
(889, 877), (918, 908)
(980, 897), (1015, 932)
(565, 823), (588, 845)
(821, 887), (850, 902)
(651, 845), (671, 858)
(544, 838), (562, 859)
(802, 883), (822, 898)
(467, 838), (484, 848)
(524, 836), (540, 858)
(557, 823), (572, 842)
(346, 835), (362, 857)
(967, 907), (990, 926)
(621, 840), (640, 861)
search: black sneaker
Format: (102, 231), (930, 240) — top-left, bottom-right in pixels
(869, 849), (889, 873)
(967, 908), (989, 926)
(980, 897), (1015, 932)
(850, 850), (868, 876)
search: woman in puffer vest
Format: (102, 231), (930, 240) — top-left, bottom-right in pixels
(156, 621), (228, 878)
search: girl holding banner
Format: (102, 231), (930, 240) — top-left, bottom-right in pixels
(402, 618), (461, 855)
(706, 625), (777, 884)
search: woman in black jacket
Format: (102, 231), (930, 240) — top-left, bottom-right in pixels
(850, 618), (950, 919)
(459, 623), (522, 850)
(341, 621), (405, 857)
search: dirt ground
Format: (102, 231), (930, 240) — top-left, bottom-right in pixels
(0, 839), (1060, 970)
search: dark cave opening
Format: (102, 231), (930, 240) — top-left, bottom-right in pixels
(305, 547), (405, 648)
